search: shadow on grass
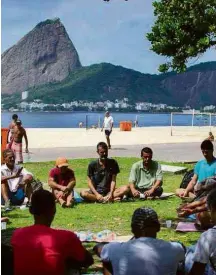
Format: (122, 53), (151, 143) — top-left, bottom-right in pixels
(1, 227), (16, 246)
(7, 213), (30, 219)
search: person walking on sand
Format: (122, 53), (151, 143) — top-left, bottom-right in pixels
(101, 111), (113, 149)
(11, 120), (29, 164)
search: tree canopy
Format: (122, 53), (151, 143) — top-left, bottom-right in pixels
(147, 0), (216, 73)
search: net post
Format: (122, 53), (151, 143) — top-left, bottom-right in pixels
(210, 113), (212, 131)
(85, 115), (88, 130)
(135, 115), (138, 127)
(170, 112), (173, 136)
(192, 109), (195, 127)
(98, 115), (101, 130)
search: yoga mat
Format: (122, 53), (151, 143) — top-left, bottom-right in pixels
(146, 192), (175, 200)
(114, 235), (133, 242)
(176, 222), (203, 232)
(159, 192), (175, 199)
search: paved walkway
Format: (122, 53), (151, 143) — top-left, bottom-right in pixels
(27, 142), (202, 163)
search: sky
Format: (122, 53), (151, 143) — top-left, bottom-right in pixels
(1, 0), (216, 74)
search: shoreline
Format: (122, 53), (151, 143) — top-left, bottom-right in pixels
(24, 126), (214, 149)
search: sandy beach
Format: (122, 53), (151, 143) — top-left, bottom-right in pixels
(26, 126), (215, 149)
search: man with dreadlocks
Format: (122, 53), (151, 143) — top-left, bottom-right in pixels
(94, 207), (185, 275)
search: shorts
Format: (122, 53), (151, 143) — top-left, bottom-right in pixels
(1, 188), (25, 206)
(105, 130), (111, 137)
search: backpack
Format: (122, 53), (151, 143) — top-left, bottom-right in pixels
(180, 169), (194, 189)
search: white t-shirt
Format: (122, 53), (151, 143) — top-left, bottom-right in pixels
(101, 237), (185, 275)
(193, 226), (216, 271)
(1, 164), (33, 192)
(104, 116), (114, 131)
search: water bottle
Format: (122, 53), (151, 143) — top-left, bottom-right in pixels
(140, 193), (146, 199)
(97, 230), (111, 242)
(20, 205), (28, 210)
(86, 231), (94, 242)
(78, 231), (87, 242)
(1, 222), (7, 230)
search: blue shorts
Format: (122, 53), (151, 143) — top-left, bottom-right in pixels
(1, 188), (25, 206)
(187, 214), (197, 221)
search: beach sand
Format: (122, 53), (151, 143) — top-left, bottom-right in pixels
(26, 126), (215, 149)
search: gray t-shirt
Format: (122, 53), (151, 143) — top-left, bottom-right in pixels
(193, 226), (216, 272)
(101, 237), (185, 275)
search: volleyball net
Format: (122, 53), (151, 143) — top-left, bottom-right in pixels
(84, 112), (216, 136)
(85, 114), (101, 130)
(170, 112), (216, 136)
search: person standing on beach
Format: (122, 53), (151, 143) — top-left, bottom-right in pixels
(11, 120), (29, 164)
(101, 111), (113, 149)
(7, 114), (18, 144)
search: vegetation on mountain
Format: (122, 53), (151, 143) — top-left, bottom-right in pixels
(2, 61), (215, 108)
(25, 63), (172, 105)
(147, 0), (216, 73)
(35, 18), (61, 29)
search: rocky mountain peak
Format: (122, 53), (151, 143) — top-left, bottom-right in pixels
(1, 18), (82, 94)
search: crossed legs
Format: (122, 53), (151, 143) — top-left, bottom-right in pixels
(1, 175), (33, 205)
(80, 185), (129, 202)
(53, 190), (74, 207)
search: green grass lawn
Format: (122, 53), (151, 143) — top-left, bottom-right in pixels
(2, 158), (199, 273)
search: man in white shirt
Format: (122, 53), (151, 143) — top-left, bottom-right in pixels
(101, 111), (113, 149)
(94, 207), (185, 275)
(188, 188), (216, 275)
(1, 149), (33, 211)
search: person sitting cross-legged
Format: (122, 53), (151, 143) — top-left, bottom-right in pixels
(48, 157), (76, 208)
(188, 188), (216, 275)
(129, 147), (163, 200)
(11, 189), (94, 275)
(80, 142), (129, 203)
(1, 149), (33, 211)
(177, 176), (216, 229)
(176, 140), (216, 198)
(94, 207), (185, 275)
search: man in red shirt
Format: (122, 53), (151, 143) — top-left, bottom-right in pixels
(11, 189), (93, 275)
(48, 157), (76, 207)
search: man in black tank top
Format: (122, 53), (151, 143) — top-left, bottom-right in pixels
(80, 142), (129, 203)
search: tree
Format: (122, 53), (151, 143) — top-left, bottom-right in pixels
(147, 0), (216, 73)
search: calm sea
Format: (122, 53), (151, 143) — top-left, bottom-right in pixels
(1, 111), (212, 128)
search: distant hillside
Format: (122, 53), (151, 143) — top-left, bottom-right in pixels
(12, 61), (216, 108)
(161, 62), (216, 107)
(24, 63), (173, 105)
